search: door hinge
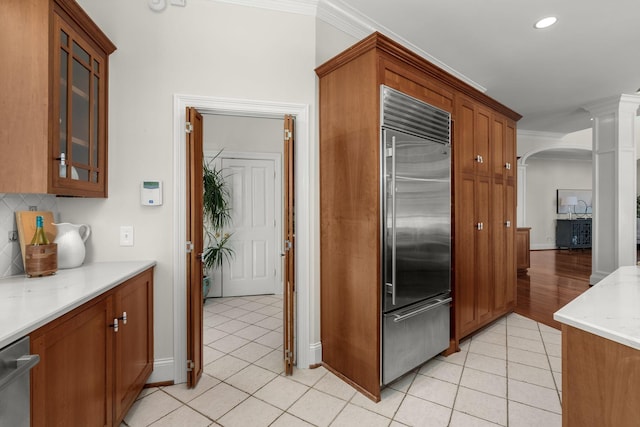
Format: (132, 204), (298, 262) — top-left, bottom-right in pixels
(284, 129), (292, 141)
(186, 241), (194, 253)
(185, 122), (193, 134)
(187, 360), (195, 371)
(284, 350), (293, 363)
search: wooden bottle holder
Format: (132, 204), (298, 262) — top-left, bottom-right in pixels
(25, 243), (58, 277)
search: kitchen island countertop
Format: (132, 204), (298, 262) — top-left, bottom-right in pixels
(553, 265), (640, 350)
(0, 261), (156, 349)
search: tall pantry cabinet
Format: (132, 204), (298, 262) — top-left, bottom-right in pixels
(316, 32), (521, 400)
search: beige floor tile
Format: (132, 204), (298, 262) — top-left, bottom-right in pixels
(459, 338), (471, 351)
(209, 334), (250, 354)
(239, 301), (268, 312)
(464, 353), (506, 377)
(204, 303), (234, 315)
(225, 364), (278, 394)
(203, 345), (225, 365)
(544, 342), (561, 358)
(508, 379), (562, 414)
(460, 367), (507, 398)
(236, 311), (268, 325)
(437, 349), (468, 366)
(468, 340), (507, 360)
(507, 325), (543, 341)
(203, 327), (228, 345)
(541, 331), (561, 345)
(188, 382), (249, 421)
(255, 330), (283, 348)
(254, 375), (309, 410)
(257, 305), (282, 316)
(203, 354), (249, 380)
(330, 403), (392, 427)
(387, 371), (417, 393)
(449, 410), (502, 426)
(314, 372), (358, 401)
(148, 405), (213, 427)
(217, 396), (282, 427)
(483, 322), (506, 334)
(289, 366), (328, 387)
(419, 358), (464, 384)
(162, 374), (220, 403)
(254, 349), (285, 374)
(288, 389), (347, 427)
(507, 348), (549, 370)
(507, 335), (546, 354)
(136, 387), (158, 400)
(231, 341), (273, 363)
(255, 316), (282, 330)
(214, 319), (250, 334)
(454, 387), (507, 426)
(221, 298), (247, 307)
(472, 330), (506, 346)
(548, 355), (562, 373)
(394, 394), (452, 427)
(508, 400), (562, 427)
(232, 324), (269, 341)
(506, 314), (540, 330)
(408, 374), (458, 408)
(220, 307), (251, 319)
(203, 314), (233, 328)
(507, 362), (556, 389)
(538, 323), (561, 334)
(255, 295), (282, 305)
(271, 413), (315, 427)
(350, 386), (405, 419)
(552, 371), (562, 392)
(124, 390), (183, 427)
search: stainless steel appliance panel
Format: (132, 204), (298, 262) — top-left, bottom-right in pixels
(383, 128), (451, 313)
(382, 296), (451, 384)
(0, 336), (39, 427)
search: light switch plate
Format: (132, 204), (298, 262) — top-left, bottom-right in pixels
(120, 226), (134, 247)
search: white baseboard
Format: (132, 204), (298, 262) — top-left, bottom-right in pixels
(308, 341), (322, 367)
(147, 357), (175, 384)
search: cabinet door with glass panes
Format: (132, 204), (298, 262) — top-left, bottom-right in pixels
(51, 10), (109, 197)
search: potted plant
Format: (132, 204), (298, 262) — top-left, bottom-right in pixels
(202, 153), (234, 299)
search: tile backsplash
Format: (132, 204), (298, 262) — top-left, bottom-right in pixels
(0, 194), (59, 278)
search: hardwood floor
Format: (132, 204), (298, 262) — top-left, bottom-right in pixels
(515, 249), (591, 330)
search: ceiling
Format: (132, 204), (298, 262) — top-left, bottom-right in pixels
(332, 0), (640, 135)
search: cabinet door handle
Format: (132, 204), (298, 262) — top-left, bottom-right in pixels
(117, 311), (127, 325)
(477, 222), (484, 230)
(476, 155), (484, 163)
(505, 162), (511, 170)
(109, 318), (119, 333)
(505, 220), (511, 228)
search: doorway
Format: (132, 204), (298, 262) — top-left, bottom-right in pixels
(173, 95), (313, 386)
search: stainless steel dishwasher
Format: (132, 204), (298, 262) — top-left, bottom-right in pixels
(0, 336), (40, 427)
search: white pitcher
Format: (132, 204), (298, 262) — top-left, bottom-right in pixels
(53, 223), (91, 269)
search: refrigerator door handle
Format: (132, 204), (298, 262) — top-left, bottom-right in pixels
(391, 135), (397, 306)
(391, 297), (452, 323)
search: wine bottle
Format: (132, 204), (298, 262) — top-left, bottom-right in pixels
(30, 215), (49, 245)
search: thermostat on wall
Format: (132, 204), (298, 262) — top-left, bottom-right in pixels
(141, 180), (163, 206)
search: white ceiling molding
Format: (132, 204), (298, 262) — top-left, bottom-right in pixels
(210, 0), (318, 15)
(317, 0), (485, 92)
(518, 129), (567, 140)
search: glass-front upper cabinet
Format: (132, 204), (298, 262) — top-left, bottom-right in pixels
(51, 6), (113, 197)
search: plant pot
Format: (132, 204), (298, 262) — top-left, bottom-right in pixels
(202, 275), (211, 302)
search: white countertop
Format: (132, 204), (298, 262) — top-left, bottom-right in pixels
(0, 261), (156, 349)
(554, 266), (640, 350)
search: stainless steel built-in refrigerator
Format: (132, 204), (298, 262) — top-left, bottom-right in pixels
(381, 86), (452, 385)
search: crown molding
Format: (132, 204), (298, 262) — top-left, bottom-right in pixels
(316, 0), (486, 93)
(210, 0), (318, 15)
(517, 129), (567, 140)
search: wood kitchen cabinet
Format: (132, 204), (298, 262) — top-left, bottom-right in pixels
(1, 0), (116, 197)
(30, 268), (154, 426)
(316, 32), (520, 400)
(454, 93), (518, 339)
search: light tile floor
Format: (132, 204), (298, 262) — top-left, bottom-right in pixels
(122, 295), (562, 427)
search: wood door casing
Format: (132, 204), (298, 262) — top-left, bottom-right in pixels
(186, 107), (204, 388)
(283, 114), (295, 375)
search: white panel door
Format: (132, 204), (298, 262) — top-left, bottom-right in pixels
(222, 157), (277, 296)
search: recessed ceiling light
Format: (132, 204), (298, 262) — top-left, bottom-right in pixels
(534, 16), (558, 29)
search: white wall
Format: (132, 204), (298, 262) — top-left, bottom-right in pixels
(525, 158), (592, 248)
(56, 0), (319, 381)
(203, 115), (284, 154)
